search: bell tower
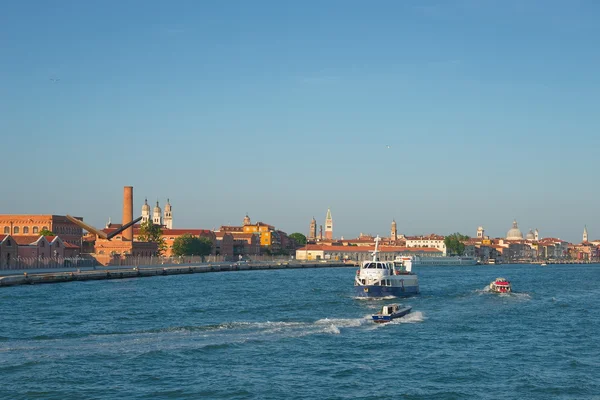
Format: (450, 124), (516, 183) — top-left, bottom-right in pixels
(153, 200), (162, 226)
(583, 225), (588, 243)
(164, 199), (172, 229)
(325, 208), (333, 240)
(391, 219), (397, 241)
(141, 198), (150, 224)
(477, 226), (484, 239)
(309, 217), (317, 240)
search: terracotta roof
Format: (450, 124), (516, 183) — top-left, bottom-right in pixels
(405, 234), (445, 240)
(300, 244), (442, 253)
(44, 235), (63, 243)
(162, 229), (214, 236)
(63, 242), (80, 248)
(214, 232), (233, 238)
(218, 226), (244, 232)
(0, 235), (7, 242)
(12, 235), (46, 245)
(102, 228), (214, 237)
(231, 233), (256, 239)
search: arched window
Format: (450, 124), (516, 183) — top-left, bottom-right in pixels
(33, 227), (39, 234)
(42, 226), (48, 231)
(3, 227), (8, 234)
(23, 227), (29, 234)
(13, 227), (20, 234)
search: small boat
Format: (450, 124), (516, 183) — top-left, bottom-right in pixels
(541, 263), (547, 266)
(372, 303), (412, 323)
(489, 277), (511, 293)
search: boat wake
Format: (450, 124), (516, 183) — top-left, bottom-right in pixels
(476, 287), (531, 300)
(353, 295), (397, 301)
(388, 311), (424, 324)
(1, 316), (381, 359)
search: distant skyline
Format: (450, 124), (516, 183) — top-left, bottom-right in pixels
(1, 1), (599, 244)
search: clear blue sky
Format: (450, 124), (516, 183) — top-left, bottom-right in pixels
(1, 0), (599, 243)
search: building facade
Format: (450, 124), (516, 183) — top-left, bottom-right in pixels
(405, 234), (447, 255)
(0, 215), (84, 246)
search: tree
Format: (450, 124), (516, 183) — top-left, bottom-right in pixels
(137, 220), (167, 256)
(289, 232), (307, 246)
(444, 233), (470, 256)
(39, 228), (54, 236)
(172, 233), (212, 258)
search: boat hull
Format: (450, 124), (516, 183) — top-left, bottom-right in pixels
(372, 306), (412, 323)
(354, 284), (419, 298)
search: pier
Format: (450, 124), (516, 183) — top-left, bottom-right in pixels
(0, 261), (352, 287)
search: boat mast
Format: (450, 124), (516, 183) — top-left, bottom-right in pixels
(372, 235), (381, 262)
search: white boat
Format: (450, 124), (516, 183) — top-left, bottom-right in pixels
(354, 236), (419, 298)
(395, 255), (478, 267)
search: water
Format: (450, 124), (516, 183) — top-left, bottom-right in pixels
(1, 264), (599, 399)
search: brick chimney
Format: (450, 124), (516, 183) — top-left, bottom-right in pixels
(122, 186), (133, 241)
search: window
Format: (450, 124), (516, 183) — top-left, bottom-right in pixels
(13, 227), (20, 234)
(33, 226), (39, 234)
(42, 226), (48, 231)
(3, 227), (8, 234)
(23, 227), (29, 234)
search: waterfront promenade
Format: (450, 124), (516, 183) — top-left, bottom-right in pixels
(0, 260), (351, 287)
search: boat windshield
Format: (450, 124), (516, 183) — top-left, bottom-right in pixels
(364, 262), (388, 269)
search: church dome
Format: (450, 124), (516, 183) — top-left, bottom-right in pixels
(165, 198), (171, 211)
(243, 214), (251, 226)
(526, 229), (535, 240)
(506, 220), (523, 240)
(154, 201), (161, 213)
(142, 198), (150, 212)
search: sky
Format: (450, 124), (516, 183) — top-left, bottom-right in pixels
(1, 0), (599, 243)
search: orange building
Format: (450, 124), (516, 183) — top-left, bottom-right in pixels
(0, 215), (84, 246)
(218, 214), (285, 252)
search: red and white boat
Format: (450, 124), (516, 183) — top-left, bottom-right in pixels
(489, 277), (511, 293)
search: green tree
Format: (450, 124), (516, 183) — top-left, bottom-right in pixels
(39, 228), (54, 236)
(444, 233), (470, 256)
(137, 220), (167, 256)
(289, 232), (307, 246)
(172, 234), (212, 258)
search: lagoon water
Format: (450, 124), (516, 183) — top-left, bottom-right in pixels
(1, 264), (599, 399)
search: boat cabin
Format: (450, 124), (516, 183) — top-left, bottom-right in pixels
(380, 304), (399, 315)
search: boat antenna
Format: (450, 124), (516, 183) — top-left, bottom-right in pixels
(372, 235), (381, 262)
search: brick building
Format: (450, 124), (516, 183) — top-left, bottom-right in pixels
(0, 215), (84, 246)
(0, 235), (17, 269)
(101, 226), (217, 258)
